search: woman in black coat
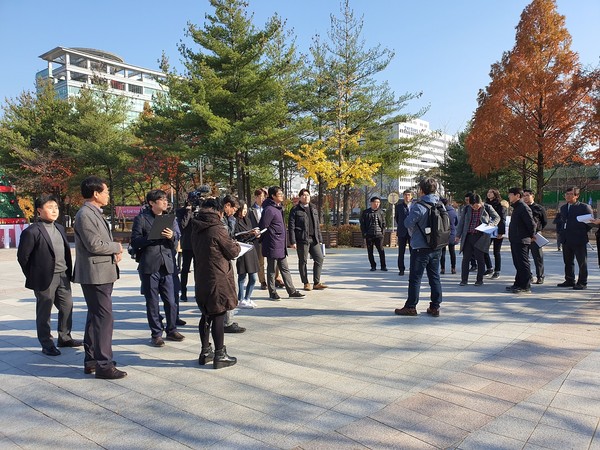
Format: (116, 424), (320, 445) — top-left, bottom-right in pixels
(191, 197), (240, 369)
(234, 201), (260, 309)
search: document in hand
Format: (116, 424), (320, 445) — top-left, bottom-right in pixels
(534, 232), (549, 248)
(148, 214), (175, 240)
(233, 242), (254, 260)
(576, 214), (594, 223)
(475, 223), (498, 235)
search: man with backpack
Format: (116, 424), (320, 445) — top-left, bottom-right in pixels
(395, 178), (447, 317)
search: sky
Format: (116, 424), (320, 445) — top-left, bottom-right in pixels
(0, 0), (598, 135)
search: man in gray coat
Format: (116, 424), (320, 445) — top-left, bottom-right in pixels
(74, 176), (127, 379)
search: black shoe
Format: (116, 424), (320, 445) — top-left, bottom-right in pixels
(84, 361), (117, 374)
(199, 344), (215, 365)
(484, 269), (494, 276)
(180, 294), (188, 302)
(151, 336), (165, 347)
(491, 271), (500, 279)
(370, 267), (377, 272)
(166, 331), (185, 342)
(505, 285), (517, 291)
(474, 280), (484, 286)
(557, 281), (575, 287)
(95, 366), (127, 380)
(510, 287), (531, 294)
(451, 268), (456, 274)
(398, 270), (405, 276)
(289, 291), (305, 298)
(261, 283), (268, 290)
(469, 266), (477, 272)
(269, 293), (281, 301)
(440, 268), (445, 274)
(224, 323), (246, 333)
(535, 277), (544, 285)
(176, 318), (187, 326)
(42, 346), (61, 356)
(57, 339), (83, 348)
(213, 346), (237, 369)
(459, 281), (467, 286)
(275, 280), (285, 288)
(573, 284), (587, 290)
(381, 267), (388, 272)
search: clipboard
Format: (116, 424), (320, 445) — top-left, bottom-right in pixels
(148, 214), (175, 240)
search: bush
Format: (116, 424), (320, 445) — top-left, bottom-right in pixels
(336, 224), (360, 246)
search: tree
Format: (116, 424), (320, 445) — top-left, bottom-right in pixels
(159, 0), (298, 201)
(292, 0), (423, 223)
(0, 81), (76, 206)
(467, 0), (598, 202)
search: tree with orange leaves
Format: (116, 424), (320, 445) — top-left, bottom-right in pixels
(466, 0), (598, 202)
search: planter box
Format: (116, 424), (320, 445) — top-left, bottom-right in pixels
(352, 231), (365, 248)
(322, 230), (338, 248)
(384, 230), (397, 247)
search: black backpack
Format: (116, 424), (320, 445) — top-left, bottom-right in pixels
(416, 200), (451, 250)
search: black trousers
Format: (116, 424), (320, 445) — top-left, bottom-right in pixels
(562, 243), (588, 285)
(484, 238), (504, 272)
(529, 243), (544, 278)
(179, 249), (194, 297)
(366, 236), (386, 269)
(397, 234), (410, 272)
(510, 241), (531, 289)
(440, 244), (456, 271)
(81, 283), (114, 370)
(34, 272), (73, 349)
(461, 234), (486, 283)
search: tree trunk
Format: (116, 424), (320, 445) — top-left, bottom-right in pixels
(107, 167), (115, 232)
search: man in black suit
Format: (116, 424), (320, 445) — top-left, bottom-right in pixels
(506, 187), (536, 294)
(395, 190), (413, 275)
(556, 187), (593, 290)
(131, 189), (184, 347)
(17, 194), (82, 356)
(523, 189), (547, 284)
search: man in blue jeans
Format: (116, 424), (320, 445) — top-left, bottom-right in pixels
(395, 178), (443, 317)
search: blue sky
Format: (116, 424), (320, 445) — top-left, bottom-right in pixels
(0, 0), (598, 134)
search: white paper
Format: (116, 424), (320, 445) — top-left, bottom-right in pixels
(576, 214), (594, 223)
(533, 232), (549, 248)
(475, 223), (498, 235)
(233, 242), (254, 260)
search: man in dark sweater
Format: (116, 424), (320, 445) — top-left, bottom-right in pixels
(17, 194), (82, 356)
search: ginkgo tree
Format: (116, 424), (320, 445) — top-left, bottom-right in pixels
(466, 0), (598, 201)
(286, 128), (381, 191)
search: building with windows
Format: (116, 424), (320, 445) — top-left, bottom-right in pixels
(391, 119), (454, 195)
(36, 46), (167, 122)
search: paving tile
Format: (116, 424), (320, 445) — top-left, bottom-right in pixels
(299, 431), (370, 449)
(477, 381), (531, 403)
(480, 414), (537, 441)
(527, 423), (593, 450)
(550, 392), (600, 417)
(336, 417), (436, 449)
(456, 429), (526, 450)
(539, 406), (599, 435)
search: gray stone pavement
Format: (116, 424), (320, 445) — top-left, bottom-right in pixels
(1, 243), (600, 449)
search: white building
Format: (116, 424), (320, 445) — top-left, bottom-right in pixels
(391, 119), (454, 195)
(36, 47), (167, 122)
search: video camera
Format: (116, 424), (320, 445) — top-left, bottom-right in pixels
(187, 185), (212, 215)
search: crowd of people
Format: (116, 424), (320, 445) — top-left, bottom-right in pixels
(16, 175), (597, 378)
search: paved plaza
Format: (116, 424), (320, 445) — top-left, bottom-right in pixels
(2, 243), (600, 449)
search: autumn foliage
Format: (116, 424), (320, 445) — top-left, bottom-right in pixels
(466, 0), (598, 197)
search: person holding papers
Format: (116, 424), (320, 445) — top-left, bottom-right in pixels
(484, 189), (507, 279)
(505, 187), (536, 294)
(233, 201), (260, 309)
(523, 189), (547, 284)
(455, 194), (500, 286)
(130, 190), (184, 347)
(556, 187), (593, 290)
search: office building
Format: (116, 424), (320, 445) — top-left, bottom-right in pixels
(36, 46), (167, 122)
(391, 119), (454, 194)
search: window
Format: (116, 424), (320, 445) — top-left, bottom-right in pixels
(128, 84), (143, 94)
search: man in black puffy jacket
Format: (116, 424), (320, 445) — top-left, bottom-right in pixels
(360, 196), (387, 271)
